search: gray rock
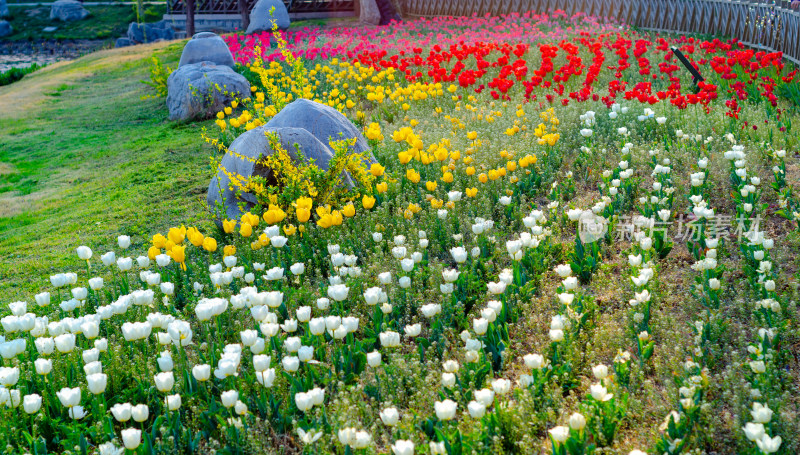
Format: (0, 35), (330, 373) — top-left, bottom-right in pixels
(0, 20), (10, 37)
(127, 20), (174, 44)
(179, 32), (235, 68)
(115, 37), (131, 48)
(0, 0), (9, 18)
(166, 61), (250, 122)
(49, 0), (89, 22)
(245, 0), (290, 34)
(43, 26), (58, 32)
(266, 98), (375, 162)
(360, 0), (381, 25)
(208, 126), (355, 221)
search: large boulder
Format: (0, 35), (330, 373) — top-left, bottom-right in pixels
(127, 20), (174, 44)
(0, 20), (10, 37)
(50, 0), (89, 21)
(0, 0), (9, 18)
(360, 0), (381, 25)
(166, 61), (250, 121)
(245, 0), (290, 34)
(179, 32), (235, 68)
(208, 126), (354, 221)
(115, 37), (131, 48)
(265, 98), (375, 162)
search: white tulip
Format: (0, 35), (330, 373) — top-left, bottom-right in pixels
(111, 403), (132, 422)
(76, 246), (92, 260)
(392, 440), (415, 455)
(434, 399), (457, 420)
(380, 407), (400, 426)
(121, 428), (142, 450)
(23, 394), (42, 414)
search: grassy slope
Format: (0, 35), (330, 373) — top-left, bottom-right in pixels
(4, 4), (166, 41)
(0, 40), (217, 301)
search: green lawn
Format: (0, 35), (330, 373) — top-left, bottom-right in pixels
(4, 3), (166, 41)
(0, 40), (218, 301)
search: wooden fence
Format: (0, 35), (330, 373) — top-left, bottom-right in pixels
(398, 0), (800, 65)
(167, 0), (354, 16)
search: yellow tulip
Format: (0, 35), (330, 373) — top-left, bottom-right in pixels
(242, 212), (259, 227)
(295, 197), (313, 210)
(316, 205), (331, 217)
(283, 224), (297, 236)
(392, 129), (407, 142)
(467, 131), (478, 141)
(152, 233), (167, 249)
(296, 207), (311, 223)
(376, 182), (388, 193)
(362, 196), (376, 209)
(317, 214), (333, 228)
(263, 205), (287, 224)
(240, 223), (253, 238)
(342, 203), (356, 217)
(478, 173), (488, 183)
(223, 245), (236, 258)
(171, 245), (186, 269)
(466, 187), (478, 197)
(426, 181), (437, 191)
(370, 162), (385, 177)
(398, 151), (413, 164)
(222, 219), (236, 234)
(202, 237), (217, 252)
(148, 246), (161, 260)
(441, 172), (454, 183)
(188, 229), (204, 247)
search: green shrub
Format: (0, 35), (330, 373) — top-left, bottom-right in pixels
(0, 63), (44, 87)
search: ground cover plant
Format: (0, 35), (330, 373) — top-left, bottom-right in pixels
(1, 10), (800, 455)
(0, 41), (214, 298)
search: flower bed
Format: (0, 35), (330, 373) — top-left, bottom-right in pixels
(1, 11), (799, 455)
